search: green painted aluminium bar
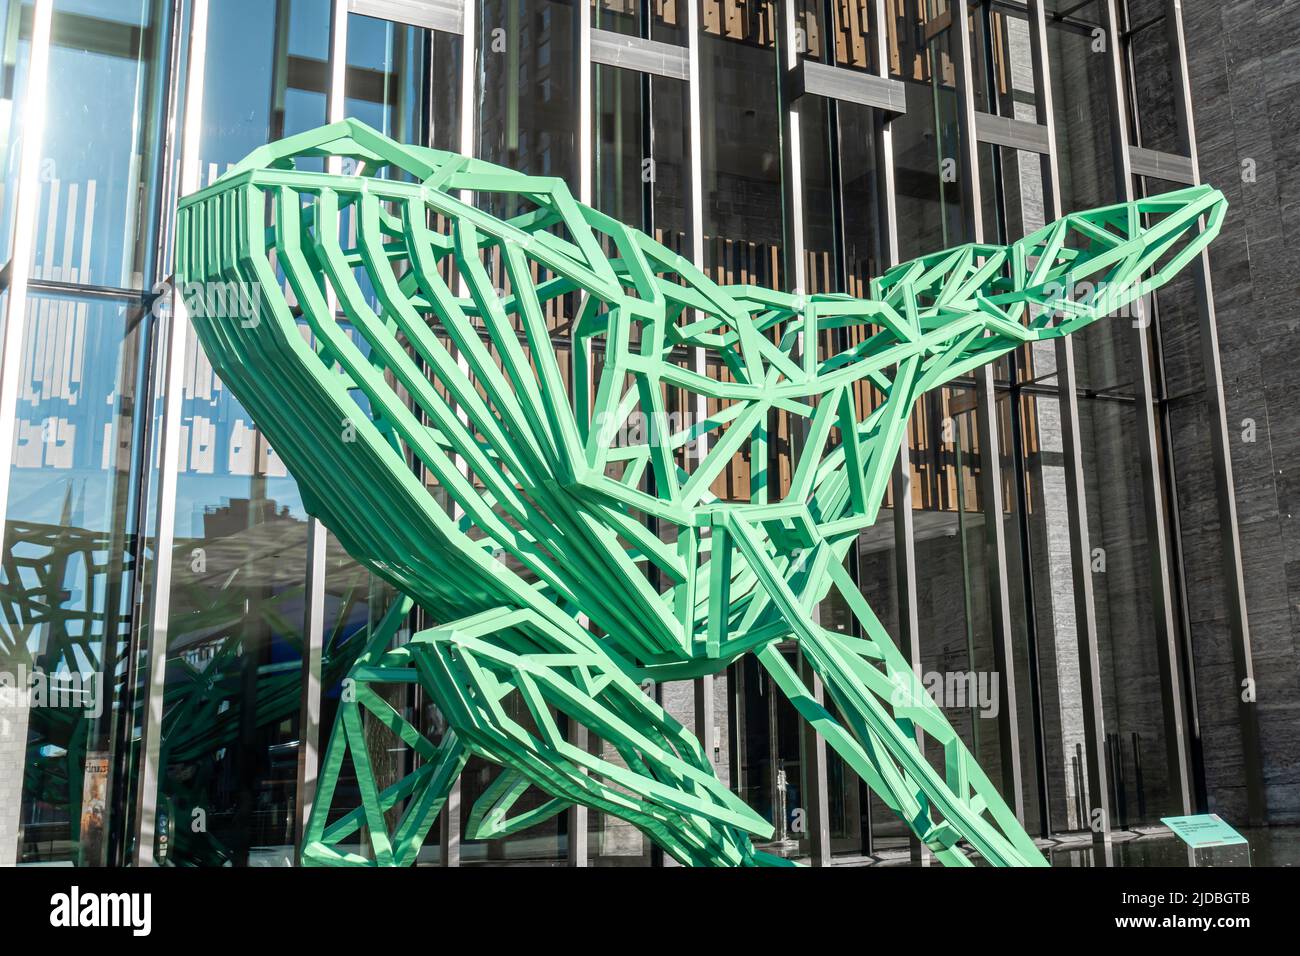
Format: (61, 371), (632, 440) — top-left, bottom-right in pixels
(173, 119), (1227, 867)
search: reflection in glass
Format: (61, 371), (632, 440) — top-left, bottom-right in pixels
(701, 0), (783, 291)
(839, 102), (881, 297)
(1078, 398), (1180, 826)
(150, 0), (333, 866)
(594, 66), (692, 257)
(909, 392), (1003, 790)
(32, 0), (171, 290)
(479, 0), (580, 186)
(971, 0), (1036, 120)
(590, 63), (699, 865)
(478, 0), (580, 339)
(734, 649), (804, 858)
(890, 2), (964, 260)
(594, 0), (685, 45)
(3, 291), (149, 864)
(0, 0), (34, 268)
(197, 0), (330, 185)
(1123, 0), (1180, 156)
(313, 11), (466, 867)
(1047, 0), (1134, 395)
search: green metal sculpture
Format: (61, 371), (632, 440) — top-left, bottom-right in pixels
(174, 119), (1226, 867)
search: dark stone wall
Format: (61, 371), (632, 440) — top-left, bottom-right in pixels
(1169, 1), (1300, 822)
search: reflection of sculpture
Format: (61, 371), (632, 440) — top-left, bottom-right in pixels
(177, 119), (1225, 867)
(1, 509), (130, 856)
(1, 513), (373, 865)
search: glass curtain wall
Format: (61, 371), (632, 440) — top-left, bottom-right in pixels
(459, 0), (581, 864)
(316, 10), (463, 868)
(1047, 0), (1181, 826)
(797, 2), (890, 856)
(886, 0), (1021, 827)
(5, 0), (172, 866)
(156, 0), (329, 868)
(974, 0), (1059, 838)
(698, 0), (804, 858)
(1120, 0), (1219, 821)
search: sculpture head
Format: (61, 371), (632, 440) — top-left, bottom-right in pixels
(176, 119), (1224, 663)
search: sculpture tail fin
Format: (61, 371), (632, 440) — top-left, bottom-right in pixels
(869, 184), (1226, 387)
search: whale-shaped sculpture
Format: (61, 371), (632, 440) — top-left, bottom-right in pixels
(174, 119), (1225, 866)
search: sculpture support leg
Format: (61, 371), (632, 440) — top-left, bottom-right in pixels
(302, 597), (471, 867)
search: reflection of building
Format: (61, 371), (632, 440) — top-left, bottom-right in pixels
(0, 0), (1292, 867)
(0, 513), (370, 866)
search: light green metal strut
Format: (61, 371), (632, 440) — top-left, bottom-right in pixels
(173, 119), (1226, 867)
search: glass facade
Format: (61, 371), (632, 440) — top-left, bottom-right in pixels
(0, 0), (1265, 866)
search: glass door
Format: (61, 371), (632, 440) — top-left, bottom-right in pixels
(735, 651), (805, 857)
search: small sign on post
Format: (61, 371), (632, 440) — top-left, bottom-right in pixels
(1161, 814), (1250, 866)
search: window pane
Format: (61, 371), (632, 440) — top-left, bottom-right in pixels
(198, 0), (330, 182)
(701, 2), (783, 289)
(478, 0), (580, 187)
(0, 0), (33, 270)
(153, 0), (334, 867)
(890, 1), (966, 260)
(1047, 2), (1139, 397)
(33, 0), (171, 290)
(4, 291), (149, 864)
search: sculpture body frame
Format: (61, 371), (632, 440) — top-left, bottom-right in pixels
(174, 119), (1226, 867)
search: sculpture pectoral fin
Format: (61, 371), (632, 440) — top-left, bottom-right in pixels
(729, 518), (1048, 867)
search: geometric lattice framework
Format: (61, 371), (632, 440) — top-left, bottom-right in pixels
(175, 119), (1226, 867)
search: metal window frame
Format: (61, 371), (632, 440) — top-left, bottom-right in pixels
(974, 110), (1051, 154)
(1100, 0), (1193, 816)
(965, 0), (1109, 845)
(863, 0), (927, 865)
(1153, 0), (1263, 824)
(292, 0), (351, 865)
(684, 0), (718, 867)
(349, 0), (464, 34)
(590, 28), (689, 80)
(0, 0), (54, 869)
(133, 0), (210, 866)
(0, 0), (54, 576)
(583, 0), (714, 867)
(773, 0), (833, 867)
(952, 0), (1027, 828)
(1127, 144), (1195, 185)
(762, 0), (916, 866)
(1024, 0), (1112, 846)
(793, 59), (908, 113)
(566, 0), (593, 868)
(436, 0), (478, 868)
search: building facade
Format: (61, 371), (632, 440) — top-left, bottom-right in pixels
(0, 0), (1287, 866)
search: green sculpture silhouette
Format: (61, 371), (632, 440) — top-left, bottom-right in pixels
(174, 119), (1225, 867)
